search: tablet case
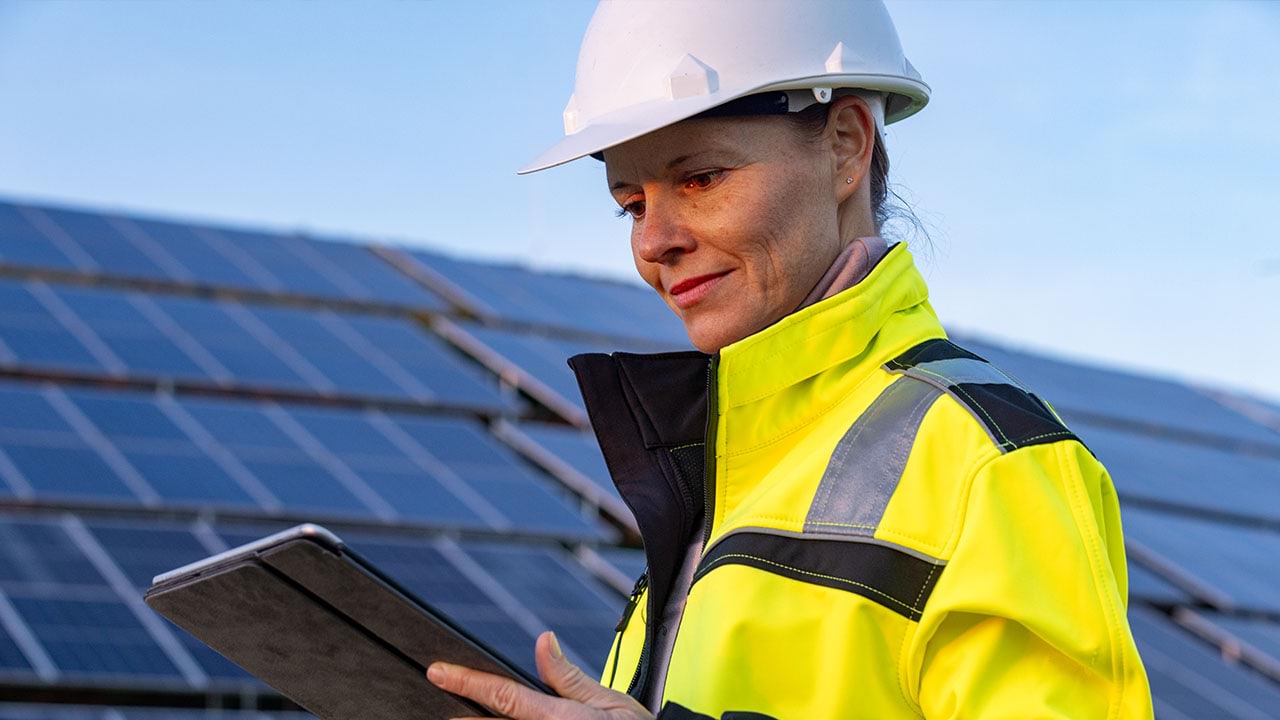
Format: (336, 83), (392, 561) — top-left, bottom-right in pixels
(145, 536), (533, 719)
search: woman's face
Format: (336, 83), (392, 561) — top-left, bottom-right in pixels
(603, 114), (846, 353)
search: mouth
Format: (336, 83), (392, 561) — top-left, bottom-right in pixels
(668, 270), (732, 310)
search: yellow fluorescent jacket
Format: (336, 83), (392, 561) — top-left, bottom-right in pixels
(569, 244), (1154, 720)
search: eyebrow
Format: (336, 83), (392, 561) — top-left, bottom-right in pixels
(609, 151), (714, 191)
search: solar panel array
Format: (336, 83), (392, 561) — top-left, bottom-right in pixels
(1, 195), (1277, 717)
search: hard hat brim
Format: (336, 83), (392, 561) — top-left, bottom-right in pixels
(517, 74), (929, 175)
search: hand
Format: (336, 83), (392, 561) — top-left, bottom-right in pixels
(427, 630), (655, 720)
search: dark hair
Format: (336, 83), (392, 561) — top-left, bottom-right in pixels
(783, 100), (927, 244)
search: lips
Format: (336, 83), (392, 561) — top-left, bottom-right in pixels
(668, 271), (732, 310)
(668, 271), (731, 296)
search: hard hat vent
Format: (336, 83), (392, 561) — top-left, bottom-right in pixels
(668, 54), (719, 100)
(825, 42), (863, 74)
(563, 93), (581, 135)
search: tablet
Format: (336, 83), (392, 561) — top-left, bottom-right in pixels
(145, 524), (551, 719)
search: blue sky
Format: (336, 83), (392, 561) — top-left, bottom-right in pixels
(1, 0), (1277, 402)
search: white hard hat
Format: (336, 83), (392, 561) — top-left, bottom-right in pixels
(518, 0), (929, 175)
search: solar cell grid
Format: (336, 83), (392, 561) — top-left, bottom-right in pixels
(511, 423), (617, 502)
(145, 296), (316, 392)
(408, 251), (685, 344)
(1127, 561), (1192, 605)
(461, 541), (619, 672)
(1078, 420), (1280, 522)
(175, 397), (378, 519)
(243, 305), (411, 400)
(1187, 613), (1280, 676)
(281, 236), (447, 311)
(0, 202), (82, 271)
(34, 208), (169, 282)
(208, 227), (349, 299)
(124, 218), (259, 290)
(339, 314), (508, 410)
(0, 518), (107, 590)
(48, 287), (215, 382)
(450, 323), (606, 413)
(595, 547), (645, 585)
(0, 623), (34, 675)
(84, 522), (213, 591)
(8, 594), (182, 681)
(1129, 604), (1280, 719)
(1123, 507), (1280, 613)
(0, 280), (105, 373)
(388, 414), (605, 538)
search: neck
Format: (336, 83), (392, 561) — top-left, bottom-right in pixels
(796, 236), (890, 312)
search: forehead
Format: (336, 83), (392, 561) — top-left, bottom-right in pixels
(603, 115), (797, 186)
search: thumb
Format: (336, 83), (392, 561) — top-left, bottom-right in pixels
(534, 631), (617, 706)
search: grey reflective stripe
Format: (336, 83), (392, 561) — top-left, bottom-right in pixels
(905, 357), (1027, 391)
(804, 378), (942, 537)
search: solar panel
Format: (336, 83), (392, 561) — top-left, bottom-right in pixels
(507, 423), (617, 503)
(339, 314), (509, 410)
(1127, 561), (1192, 605)
(388, 413), (607, 539)
(407, 250), (686, 344)
(0, 202), (85, 272)
(14, 593), (180, 674)
(0, 200), (444, 312)
(595, 547), (646, 584)
(0, 626), (33, 676)
(0, 517), (185, 684)
(1077, 420), (1280, 522)
(1184, 612), (1280, 678)
(0, 518), (108, 589)
(1122, 507), (1280, 613)
(82, 520), (256, 684)
(0, 279), (108, 373)
(451, 323), (608, 413)
(280, 236), (448, 311)
(123, 217), (261, 290)
(0, 383), (140, 503)
(1129, 605), (1280, 719)
(48, 286), (219, 382)
(956, 335), (1280, 449)
(461, 541), (620, 674)
(242, 305), (426, 400)
(208, 226), (365, 301)
(33, 207), (172, 282)
(174, 397), (378, 519)
(280, 405), (491, 529)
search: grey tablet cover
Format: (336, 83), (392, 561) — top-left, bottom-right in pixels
(145, 536), (537, 719)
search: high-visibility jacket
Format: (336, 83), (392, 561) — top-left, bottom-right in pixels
(570, 243), (1154, 719)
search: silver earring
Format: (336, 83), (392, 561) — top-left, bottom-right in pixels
(845, 177), (854, 184)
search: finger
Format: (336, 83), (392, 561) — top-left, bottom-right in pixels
(428, 661), (564, 720)
(534, 631), (648, 713)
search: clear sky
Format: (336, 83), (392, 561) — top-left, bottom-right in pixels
(1, 0), (1277, 402)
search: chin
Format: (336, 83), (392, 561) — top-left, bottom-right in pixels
(682, 315), (757, 355)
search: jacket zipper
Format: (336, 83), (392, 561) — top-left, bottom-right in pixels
(625, 355), (719, 700)
(608, 571), (648, 688)
(701, 355), (718, 550)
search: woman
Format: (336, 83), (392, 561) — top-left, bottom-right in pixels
(428, 1), (1154, 718)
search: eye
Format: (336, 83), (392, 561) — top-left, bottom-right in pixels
(684, 169), (724, 190)
(615, 200), (646, 220)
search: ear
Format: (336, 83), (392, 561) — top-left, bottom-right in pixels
(826, 95), (877, 203)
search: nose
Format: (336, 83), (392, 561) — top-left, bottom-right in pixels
(633, 200), (695, 265)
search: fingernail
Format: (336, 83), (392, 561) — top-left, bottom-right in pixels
(548, 632), (564, 660)
(427, 663), (446, 685)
